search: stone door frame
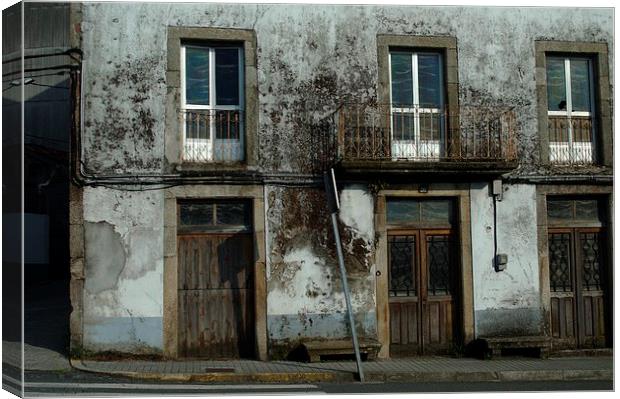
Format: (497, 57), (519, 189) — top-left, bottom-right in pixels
(162, 184), (267, 359)
(374, 184), (474, 358)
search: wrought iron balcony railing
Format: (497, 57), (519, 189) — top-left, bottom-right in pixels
(548, 115), (595, 165)
(180, 109), (244, 163)
(330, 103), (518, 165)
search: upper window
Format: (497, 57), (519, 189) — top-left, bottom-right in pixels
(546, 56), (596, 165)
(181, 44), (245, 162)
(547, 197), (604, 225)
(178, 200), (252, 233)
(389, 50), (445, 159)
(386, 198), (455, 227)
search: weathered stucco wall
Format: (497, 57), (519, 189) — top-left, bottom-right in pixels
(80, 3), (613, 175)
(265, 184), (376, 354)
(470, 183), (541, 337)
(77, 3), (613, 355)
(82, 187), (164, 353)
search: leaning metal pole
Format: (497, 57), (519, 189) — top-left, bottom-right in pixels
(324, 169), (365, 382)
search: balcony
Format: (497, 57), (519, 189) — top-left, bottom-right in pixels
(323, 103), (518, 175)
(548, 115), (595, 165)
(180, 109), (244, 163)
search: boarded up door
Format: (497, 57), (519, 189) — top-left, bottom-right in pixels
(177, 200), (255, 358)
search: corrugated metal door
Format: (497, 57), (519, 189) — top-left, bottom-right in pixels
(177, 200), (255, 358)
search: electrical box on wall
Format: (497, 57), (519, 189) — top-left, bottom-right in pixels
(492, 179), (503, 201)
(495, 253), (508, 271)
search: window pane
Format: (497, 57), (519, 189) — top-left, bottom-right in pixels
(570, 59), (591, 112)
(392, 112), (415, 141)
(390, 53), (413, 106)
(185, 47), (210, 105)
(389, 235), (416, 296)
(420, 199), (453, 222)
(427, 235), (452, 295)
(419, 112), (442, 141)
(215, 48), (240, 106)
(571, 116), (593, 143)
(575, 199), (600, 220)
(185, 110), (210, 139)
(179, 203), (213, 226)
(547, 199), (573, 219)
(418, 54), (442, 108)
(216, 202), (250, 227)
(546, 58), (566, 111)
(215, 110), (241, 139)
(387, 199), (420, 224)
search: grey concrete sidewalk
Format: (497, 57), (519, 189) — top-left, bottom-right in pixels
(72, 356), (614, 383)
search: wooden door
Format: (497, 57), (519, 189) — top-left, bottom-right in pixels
(549, 227), (608, 349)
(177, 200), (255, 358)
(388, 229), (457, 355)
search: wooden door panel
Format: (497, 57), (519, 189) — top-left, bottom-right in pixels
(388, 233), (421, 355)
(216, 234), (253, 289)
(178, 289), (254, 358)
(423, 232), (455, 353)
(177, 232), (254, 359)
(178, 235), (217, 290)
(423, 299), (453, 352)
(550, 296), (576, 348)
(549, 228), (609, 350)
(578, 230), (607, 347)
(549, 231), (576, 348)
(388, 230), (457, 355)
(581, 292), (605, 347)
(389, 301), (419, 345)
(389, 301), (420, 355)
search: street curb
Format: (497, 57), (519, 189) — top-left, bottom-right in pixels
(70, 359), (353, 383)
(70, 359), (613, 384)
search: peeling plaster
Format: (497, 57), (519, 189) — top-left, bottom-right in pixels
(82, 187), (164, 351)
(78, 3), (612, 353)
(84, 221), (126, 295)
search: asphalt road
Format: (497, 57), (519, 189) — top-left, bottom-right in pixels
(1, 369), (612, 397)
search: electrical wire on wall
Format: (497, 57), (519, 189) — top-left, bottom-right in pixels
(63, 47), (338, 192)
(491, 180), (507, 272)
(493, 192), (498, 271)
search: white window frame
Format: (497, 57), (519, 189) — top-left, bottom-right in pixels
(388, 51), (445, 160)
(547, 56), (596, 164)
(180, 44), (245, 162)
(388, 50), (445, 160)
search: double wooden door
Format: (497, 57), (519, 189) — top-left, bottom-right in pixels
(177, 231), (255, 358)
(548, 227), (609, 349)
(388, 229), (458, 355)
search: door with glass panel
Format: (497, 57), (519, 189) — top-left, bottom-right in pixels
(547, 198), (610, 349)
(181, 45), (244, 162)
(177, 200), (255, 358)
(389, 51), (445, 160)
(546, 56), (596, 164)
(386, 198), (459, 355)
